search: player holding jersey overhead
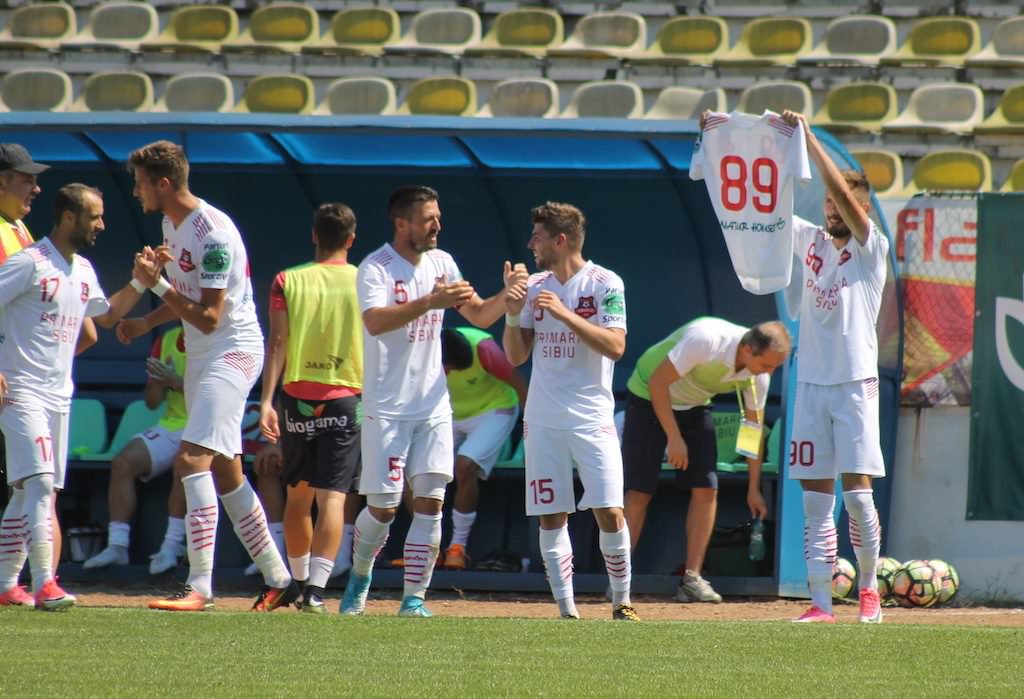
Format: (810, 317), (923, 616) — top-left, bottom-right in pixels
(119, 141), (296, 612)
(503, 202), (637, 621)
(779, 112), (890, 625)
(341, 185), (523, 618)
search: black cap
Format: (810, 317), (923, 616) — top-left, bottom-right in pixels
(0, 143), (49, 175)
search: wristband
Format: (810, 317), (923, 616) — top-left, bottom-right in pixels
(505, 313), (520, 327)
(129, 278), (146, 293)
(151, 277), (172, 298)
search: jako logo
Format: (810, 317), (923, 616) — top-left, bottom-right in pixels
(995, 276), (1024, 392)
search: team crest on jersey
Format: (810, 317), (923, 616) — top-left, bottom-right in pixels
(575, 296), (597, 319)
(838, 250), (852, 266)
(80, 282), (89, 302)
(178, 249), (195, 273)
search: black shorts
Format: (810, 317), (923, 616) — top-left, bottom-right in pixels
(621, 392), (718, 495)
(280, 394), (361, 493)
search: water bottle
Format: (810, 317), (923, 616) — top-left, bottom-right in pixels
(748, 518), (765, 561)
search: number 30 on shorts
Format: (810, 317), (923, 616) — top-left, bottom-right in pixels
(529, 478), (554, 505)
(789, 440), (814, 467)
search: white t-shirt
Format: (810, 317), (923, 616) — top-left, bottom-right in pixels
(690, 110), (812, 295)
(793, 215), (889, 385)
(357, 243), (462, 421)
(161, 200), (262, 360)
(520, 261), (626, 429)
(0, 238), (109, 410)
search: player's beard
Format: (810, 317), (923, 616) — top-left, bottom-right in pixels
(826, 219), (851, 240)
(410, 230), (438, 253)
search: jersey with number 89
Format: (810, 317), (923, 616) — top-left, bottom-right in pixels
(690, 111), (811, 295)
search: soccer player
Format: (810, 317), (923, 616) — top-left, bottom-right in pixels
(117, 141), (297, 612)
(441, 327), (527, 569)
(259, 203), (363, 613)
(341, 185), (523, 618)
(779, 111), (890, 624)
(622, 317), (790, 603)
(0, 183), (152, 609)
(503, 202), (637, 621)
(83, 325), (188, 575)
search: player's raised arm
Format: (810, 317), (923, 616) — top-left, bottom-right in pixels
(501, 262), (533, 366)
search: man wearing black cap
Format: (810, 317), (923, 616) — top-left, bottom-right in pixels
(0, 143), (47, 265)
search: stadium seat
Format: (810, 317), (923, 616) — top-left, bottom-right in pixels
(315, 77), (397, 115)
(71, 71), (154, 112)
(548, 12), (647, 59)
(493, 436), (524, 471)
(477, 78), (559, 118)
(880, 17), (981, 67)
(811, 81), (897, 133)
(397, 77), (477, 116)
(63, 1), (158, 52)
(797, 15), (897, 66)
(222, 3), (318, 54)
(967, 17), (1024, 68)
(77, 400), (165, 462)
(736, 80), (812, 116)
(465, 9), (563, 58)
(153, 72), (234, 112)
(1000, 159), (1024, 192)
(904, 149), (992, 196)
(882, 83), (984, 134)
(384, 8), (482, 57)
(645, 87), (726, 120)
(236, 74), (315, 114)
(68, 398), (108, 458)
(975, 83), (1024, 134)
(0, 67), (71, 112)
(562, 80), (644, 118)
(714, 17), (812, 66)
(141, 4), (239, 55)
(626, 16), (729, 66)
(847, 148), (906, 199)
(0, 1), (76, 51)
(302, 8), (400, 57)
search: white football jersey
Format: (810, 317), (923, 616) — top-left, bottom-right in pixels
(690, 110), (812, 295)
(161, 200), (262, 360)
(519, 261), (626, 429)
(358, 244), (461, 421)
(793, 216), (889, 385)
(0, 237), (109, 410)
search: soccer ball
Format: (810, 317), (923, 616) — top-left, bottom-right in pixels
(875, 556), (902, 602)
(891, 559), (942, 608)
(929, 559), (960, 605)
(832, 557), (857, 600)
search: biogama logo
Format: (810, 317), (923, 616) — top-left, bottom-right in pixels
(286, 401), (348, 433)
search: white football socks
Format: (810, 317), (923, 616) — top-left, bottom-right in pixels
(107, 521), (131, 550)
(308, 555), (334, 590)
(351, 508), (390, 578)
(600, 526), (632, 608)
(162, 516), (185, 552)
(403, 512), (441, 600)
(220, 480), (290, 589)
(450, 510), (476, 548)
(182, 472), (218, 598)
(0, 488), (27, 591)
(844, 489), (881, 592)
(23, 473), (55, 594)
(803, 490), (837, 614)
(539, 525), (577, 617)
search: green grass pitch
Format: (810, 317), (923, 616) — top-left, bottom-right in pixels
(2, 609), (1021, 697)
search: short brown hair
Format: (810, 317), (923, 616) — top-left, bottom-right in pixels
(54, 183), (102, 222)
(841, 170), (871, 200)
(388, 185), (438, 223)
(531, 202), (585, 250)
(313, 202), (356, 251)
(128, 140), (189, 190)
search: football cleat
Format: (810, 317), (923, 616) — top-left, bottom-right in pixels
(149, 585), (212, 612)
(251, 579), (301, 612)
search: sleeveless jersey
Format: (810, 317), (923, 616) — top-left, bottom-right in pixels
(446, 327), (518, 421)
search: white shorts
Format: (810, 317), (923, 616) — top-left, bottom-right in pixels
(788, 379), (885, 480)
(0, 396), (69, 489)
(135, 425), (183, 482)
(454, 407), (518, 479)
(360, 413), (453, 498)
(183, 349), (262, 459)
(523, 421), (623, 516)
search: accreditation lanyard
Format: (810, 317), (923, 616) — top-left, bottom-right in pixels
(734, 379), (763, 459)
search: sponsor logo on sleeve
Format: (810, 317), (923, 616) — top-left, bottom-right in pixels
(200, 243), (230, 282)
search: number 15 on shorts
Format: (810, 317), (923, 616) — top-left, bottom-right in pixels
(529, 478), (554, 505)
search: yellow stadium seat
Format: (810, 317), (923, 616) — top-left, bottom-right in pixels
(0, 67), (71, 112)
(812, 81), (897, 133)
(303, 8), (400, 57)
(153, 72), (234, 112)
(465, 9), (563, 58)
(715, 17), (812, 67)
(880, 17), (980, 67)
(71, 71), (153, 111)
(798, 15), (896, 66)
(549, 12), (647, 59)
(967, 17), (1024, 69)
(736, 80), (812, 116)
(398, 77), (477, 116)
(975, 83), (1024, 134)
(315, 77), (397, 115)
(645, 87), (725, 120)
(0, 1), (76, 51)
(1000, 160), (1024, 193)
(236, 74), (315, 114)
(64, 1), (158, 51)
(627, 16), (729, 66)
(141, 5), (239, 55)
(883, 82), (983, 134)
(478, 78), (559, 118)
(223, 3), (318, 54)
(562, 80), (643, 119)
(905, 149), (992, 196)
(847, 148), (905, 199)
(385, 8), (481, 56)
